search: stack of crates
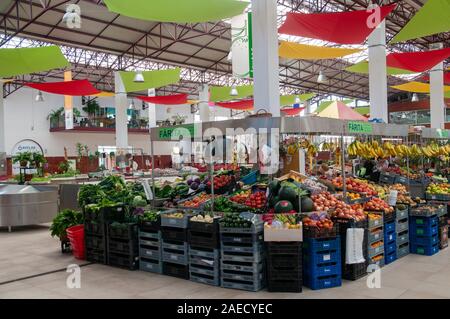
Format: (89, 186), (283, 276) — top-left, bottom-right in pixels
(266, 242), (302, 292)
(303, 236), (341, 290)
(139, 218), (163, 274)
(384, 211), (397, 265)
(188, 216), (221, 286)
(161, 213), (191, 279)
(367, 213), (384, 268)
(332, 218), (368, 281)
(409, 214), (439, 256)
(220, 223), (265, 291)
(396, 206), (410, 258)
(83, 205), (124, 264)
(107, 223), (139, 270)
(439, 216), (448, 250)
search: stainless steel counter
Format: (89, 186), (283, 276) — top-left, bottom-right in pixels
(0, 184), (59, 229)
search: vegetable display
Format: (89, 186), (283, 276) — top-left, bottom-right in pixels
(50, 209), (84, 239)
(219, 212), (254, 228)
(179, 193), (212, 208)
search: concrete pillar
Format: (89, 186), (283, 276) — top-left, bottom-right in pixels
(64, 71), (74, 130)
(114, 72), (128, 149)
(368, 20), (388, 123)
(0, 82), (4, 153)
(199, 84), (210, 122)
(251, 0), (280, 116)
(430, 43), (445, 129)
(148, 88), (157, 128)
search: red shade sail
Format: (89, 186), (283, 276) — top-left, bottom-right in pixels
(419, 72), (450, 85)
(137, 94), (188, 105)
(387, 48), (450, 73)
(25, 79), (101, 96)
(215, 99), (254, 110)
(281, 107), (305, 116)
(279, 4), (396, 45)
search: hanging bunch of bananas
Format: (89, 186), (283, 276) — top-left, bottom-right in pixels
(382, 142), (398, 157)
(421, 143), (450, 158)
(347, 140), (388, 159)
(306, 144), (318, 157)
(321, 142), (336, 152)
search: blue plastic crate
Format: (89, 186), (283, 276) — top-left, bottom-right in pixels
(384, 221), (396, 234)
(385, 251), (397, 265)
(410, 216), (438, 228)
(303, 249), (340, 266)
(241, 171), (258, 185)
(410, 224), (438, 237)
(384, 231), (396, 244)
(410, 234), (439, 246)
(303, 237), (340, 252)
(304, 261), (341, 277)
(410, 242), (439, 256)
(384, 240), (397, 254)
(303, 274), (342, 290)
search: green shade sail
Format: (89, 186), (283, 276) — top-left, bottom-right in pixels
(0, 46), (70, 78)
(279, 93), (316, 106)
(354, 106), (370, 116)
(390, 0), (450, 43)
(315, 101), (335, 114)
(346, 61), (416, 75)
(210, 85), (254, 102)
(119, 69), (181, 93)
(104, 0), (249, 23)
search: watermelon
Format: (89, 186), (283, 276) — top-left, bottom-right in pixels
(269, 195), (279, 208)
(268, 180), (280, 195)
(278, 186), (297, 203)
(274, 200), (294, 213)
(300, 197), (314, 213)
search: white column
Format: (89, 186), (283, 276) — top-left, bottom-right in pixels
(0, 82), (5, 153)
(114, 72), (128, 149)
(147, 88), (157, 128)
(430, 43), (445, 129)
(368, 20), (388, 123)
(199, 84), (210, 122)
(251, 0), (280, 117)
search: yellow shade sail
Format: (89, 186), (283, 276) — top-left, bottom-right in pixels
(91, 92), (115, 97)
(279, 41), (362, 60)
(391, 82), (450, 93)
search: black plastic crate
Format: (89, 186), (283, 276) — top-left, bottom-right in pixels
(161, 227), (188, 242)
(139, 216), (161, 232)
(267, 254), (301, 272)
(266, 242), (302, 255)
(189, 230), (220, 250)
(267, 279), (302, 293)
(84, 221), (105, 237)
(108, 223), (138, 241)
(108, 238), (139, 255)
(383, 211), (396, 224)
(108, 252), (139, 270)
(189, 219), (220, 233)
(303, 225), (338, 239)
(85, 234), (106, 251)
(86, 249), (107, 264)
(84, 205), (125, 223)
(267, 266), (302, 281)
(439, 216), (448, 227)
(163, 262), (190, 279)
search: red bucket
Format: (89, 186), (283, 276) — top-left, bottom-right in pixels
(66, 225), (86, 260)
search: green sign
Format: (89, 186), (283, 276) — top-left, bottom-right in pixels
(348, 121), (373, 134)
(158, 124), (195, 140)
(437, 129), (450, 138)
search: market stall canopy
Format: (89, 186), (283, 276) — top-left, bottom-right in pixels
(103, 0), (249, 23)
(278, 4), (396, 44)
(316, 101), (368, 121)
(345, 61), (416, 75)
(420, 73), (450, 85)
(210, 85), (253, 102)
(391, 81), (450, 93)
(390, 0), (450, 43)
(118, 68), (181, 93)
(387, 48), (450, 73)
(215, 93), (316, 110)
(0, 46), (70, 78)
(25, 80), (101, 96)
(215, 99), (254, 110)
(278, 41), (362, 60)
(137, 94), (188, 105)
(281, 107), (305, 116)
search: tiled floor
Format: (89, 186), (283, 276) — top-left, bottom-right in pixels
(1, 226), (449, 299)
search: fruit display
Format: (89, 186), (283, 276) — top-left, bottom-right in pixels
(370, 241), (383, 248)
(385, 166), (421, 180)
(166, 211), (184, 219)
(367, 212), (382, 221)
(190, 214), (215, 223)
(410, 204), (445, 216)
(230, 189), (251, 204)
(364, 198), (394, 213)
(244, 192), (267, 210)
(311, 192), (340, 211)
(268, 179), (310, 213)
(302, 212), (334, 230)
(179, 193), (212, 208)
(347, 192), (361, 201)
(426, 183), (450, 195)
(396, 194), (417, 206)
(207, 174), (235, 192)
(390, 183), (407, 194)
(219, 212), (257, 228)
(331, 177), (377, 196)
(264, 214), (301, 229)
(330, 202), (366, 221)
(299, 178), (327, 194)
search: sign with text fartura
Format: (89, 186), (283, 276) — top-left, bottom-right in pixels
(348, 121), (373, 134)
(158, 124), (195, 140)
(437, 129), (450, 138)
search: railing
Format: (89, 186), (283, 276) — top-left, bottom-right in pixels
(50, 116), (150, 131)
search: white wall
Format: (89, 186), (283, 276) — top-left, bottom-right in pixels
(3, 88), (235, 157)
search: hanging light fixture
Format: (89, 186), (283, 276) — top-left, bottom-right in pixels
(227, 51), (233, 61)
(230, 85), (239, 97)
(129, 99), (135, 109)
(317, 71), (328, 83)
(294, 95), (301, 104)
(35, 90), (44, 102)
(411, 93), (419, 102)
(133, 71), (145, 83)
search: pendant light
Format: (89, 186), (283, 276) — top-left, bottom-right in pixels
(133, 71), (145, 83)
(230, 85), (239, 97)
(294, 95), (301, 104)
(317, 71), (328, 83)
(129, 99), (135, 109)
(411, 93), (419, 102)
(35, 90), (44, 102)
